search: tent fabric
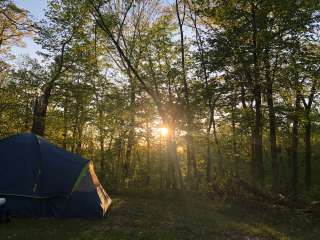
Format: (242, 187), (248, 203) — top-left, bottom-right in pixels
(88, 162), (111, 215)
(0, 133), (111, 218)
(63, 171), (103, 218)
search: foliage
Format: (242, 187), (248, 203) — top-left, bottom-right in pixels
(0, 0), (320, 197)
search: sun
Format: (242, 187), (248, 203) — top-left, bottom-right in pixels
(160, 127), (168, 136)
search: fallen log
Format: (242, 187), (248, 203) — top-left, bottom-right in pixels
(235, 179), (306, 209)
(209, 177), (320, 219)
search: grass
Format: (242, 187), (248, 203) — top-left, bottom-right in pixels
(0, 192), (319, 240)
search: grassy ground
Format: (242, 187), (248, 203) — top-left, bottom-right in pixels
(0, 193), (319, 240)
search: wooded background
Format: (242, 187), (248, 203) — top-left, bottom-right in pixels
(1, 0), (320, 198)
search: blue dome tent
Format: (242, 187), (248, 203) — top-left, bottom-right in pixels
(0, 133), (111, 218)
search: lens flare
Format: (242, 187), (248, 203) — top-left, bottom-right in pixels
(160, 127), (168, 136)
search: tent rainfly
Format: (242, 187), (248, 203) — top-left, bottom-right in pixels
(0, 133), (111, 218)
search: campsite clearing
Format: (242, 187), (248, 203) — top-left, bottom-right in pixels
(0, 193), (319, 240)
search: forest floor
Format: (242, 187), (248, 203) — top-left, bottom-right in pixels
(0, 192), (319, 240)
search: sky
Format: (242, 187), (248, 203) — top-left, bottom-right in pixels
(11, 0), (48, 59)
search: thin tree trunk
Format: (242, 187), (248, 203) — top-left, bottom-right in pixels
(146, 122), (151, 187)
(76, 123), (83, 154)
(302, 82), (315, 191)
(62, 94), (68, 149)
(166, 134), (175, 189)
(304, 118), (311, 191)
(173, 130), (184, 190)
(291, 94), (300, 197)
(124, 68), (136, 185)
(98, 107), (105, 181)
(160, 134), (164, 190)
(206, 110), (213, 183)
(23, 102), (31, 131)
(231, 87), (239, 176)
(75, 95), (84, 154)
(212, 107), (224, 174)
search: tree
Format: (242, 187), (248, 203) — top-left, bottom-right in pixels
(30, 0), (89, 136)
(0, 0), (33, 54)
(0, 0), (32, 83)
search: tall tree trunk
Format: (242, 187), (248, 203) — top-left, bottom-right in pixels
(124, 73), (136, 185)
(302, 82), (315, 191)
(212, 107), (224, 174)
(240, 81), (255, 176)
(266, 83), (280, 191)
(98, 106), (106, 181)
(23, 102), (31, 131)
(251, 3), (264, 186)
(206, 110), (213, 183)
(231, 86), (239, 176)
(166, 133), (176, 189)
(62, 93), (68, 149)
(115, 138), (123, 186)
(75, 121), (83, 154)
(189, 3), (214, 184)
(160, 133), (165, 190)
(264, 49), (280, 191)
(253, 87), (264, 186)
(304, 117), (311, 191)
(165, 121), (179, 190)
(100, 135), (105, 174)
(291, 94), (300, 197)
(186, 132), (197, 187)
(75, 95), (84, 155)
(146, 122), (151, 187)
(174, 130), (184, 190)
(31, 84), (53, 136)
(176, 0), (197, 188)
(30, 40), (69, 136)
